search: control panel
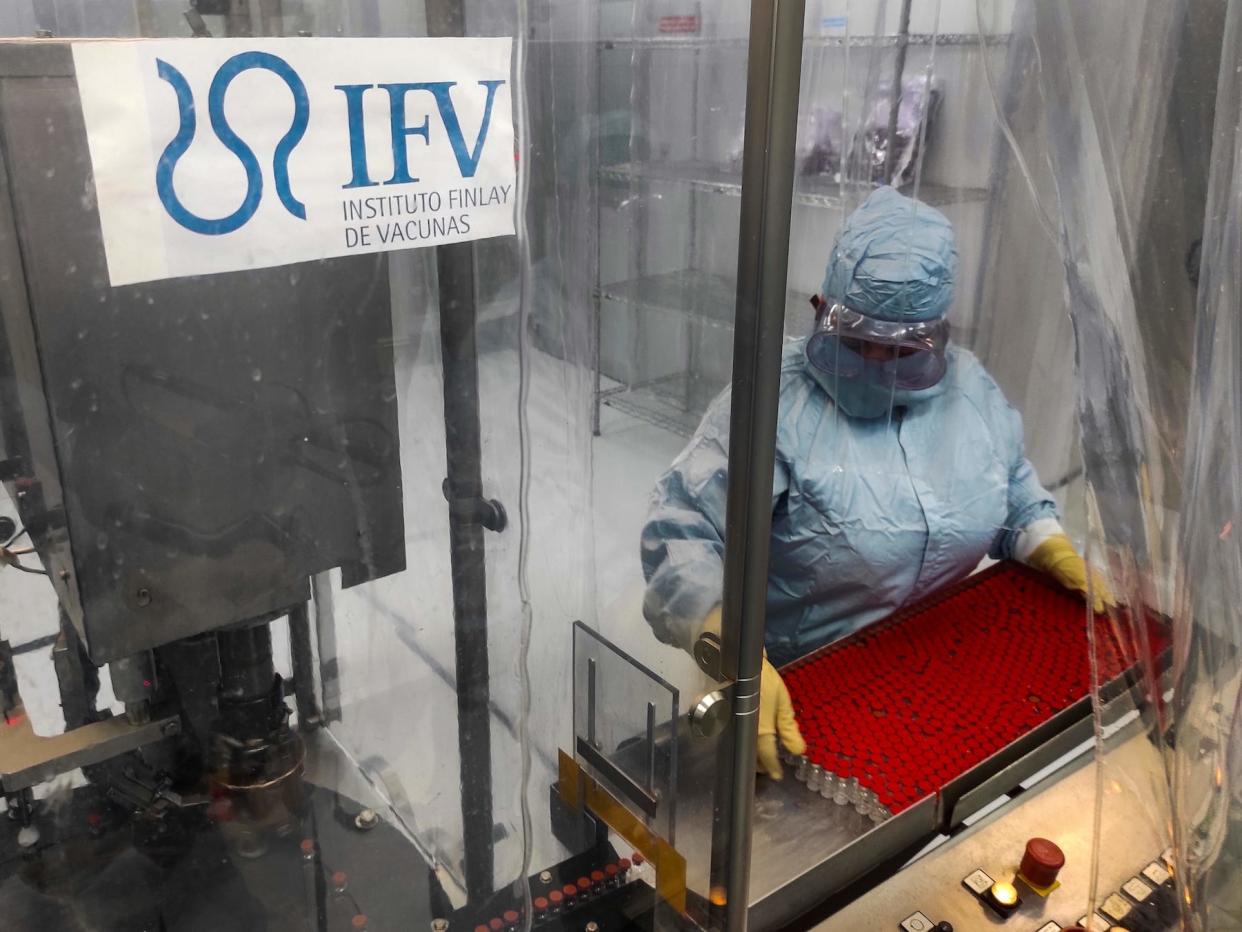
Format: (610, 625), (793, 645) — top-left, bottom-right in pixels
(814, 734), (1181, 931)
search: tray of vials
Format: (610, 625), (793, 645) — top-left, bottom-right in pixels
(780, 561), (1168, 822)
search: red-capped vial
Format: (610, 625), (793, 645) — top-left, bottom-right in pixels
(331, 871), (349, 895)
(548, 890), (564, 914)
(533, 896), (549, 919)
(475, 925), (489, 932)
(562, 883), (578, 905)
(351, 916), (368, 931)
(488, 917), (503, 932)
(576, 876), (591, 899)
(503, 909), (520, 931)
(632, 852), (645, 866)
(617, 858), (632, 878)
(300, 838), (316, 861)
(604, 864), (619, 888)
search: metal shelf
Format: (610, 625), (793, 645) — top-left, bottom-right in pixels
(599, 161), (989, 209)
(598, 33), (1011, 51)
(596, 268), (813, 334)
(599, 373), (712, 439)
(594, 270), (810, 437)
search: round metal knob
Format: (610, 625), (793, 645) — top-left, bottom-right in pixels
(690, 690), (729, 738)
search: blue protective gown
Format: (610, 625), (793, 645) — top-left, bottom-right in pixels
(640, 339), (1058, 667)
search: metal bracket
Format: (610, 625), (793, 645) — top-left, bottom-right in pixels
(557, 750), (687, 913)
(693, 630), (724, 681)
(440, 479), (507, 532)
(0, 702), (180, 793)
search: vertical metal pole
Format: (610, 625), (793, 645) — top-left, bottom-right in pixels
(592, 39), (604, 437)
(713, 1), (806, 930)
(427, 0), (495, 904)
(883, 0), (914, 183)
(288, 602), (321, 731)
(436, 236), (497, 903)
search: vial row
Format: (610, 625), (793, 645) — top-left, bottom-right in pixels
(785, 753), (891, 823)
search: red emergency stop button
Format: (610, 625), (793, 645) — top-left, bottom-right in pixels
(1020, 837), (1065, 888)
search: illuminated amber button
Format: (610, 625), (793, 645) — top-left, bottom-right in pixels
(990, 881), (1018, 906)
(985, 880), (1021, 916)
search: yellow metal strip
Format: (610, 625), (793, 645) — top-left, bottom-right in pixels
(557, 749), (687, 913)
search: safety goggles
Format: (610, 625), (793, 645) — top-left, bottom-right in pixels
(806, 300), (949, 390)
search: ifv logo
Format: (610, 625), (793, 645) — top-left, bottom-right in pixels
(156, 52), (309, 236)
(155, 50), (505, 237)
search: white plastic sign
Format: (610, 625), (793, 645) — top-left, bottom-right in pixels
(72, 38), (515, 286)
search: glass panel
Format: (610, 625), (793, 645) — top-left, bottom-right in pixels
(752, 0), (1228, 927)
(0, 3), (754, 932)
(5, 1), (1235, 929)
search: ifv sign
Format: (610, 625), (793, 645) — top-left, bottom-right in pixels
(73, 38), (516, 286)
(153, 50), (505, 236)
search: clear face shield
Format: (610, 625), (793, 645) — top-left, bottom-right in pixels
(805, 299), (950, 393)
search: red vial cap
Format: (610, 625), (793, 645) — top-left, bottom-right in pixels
(533, 897), (548, 911)
(576, 877), (591, 892)
(300, 839), (316, 855)
(548, 890), (564, 904)
(489, 918), (503, 931)
(618, 858), (632, 872)
(632, 851), (645, 866)
(476, 925), (489, 932)
(605, 864), (618, 878)
(351, 917), (368, 931)
(591, 870), (605, 884)
(562, 884), (577, 898)
(1020, 837), (1066, 888)
(503, 910), (520, 923)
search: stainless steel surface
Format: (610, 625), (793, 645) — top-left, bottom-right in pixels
(0, 702), (180, 792)
(689, 690), (730, 739)
(947, 706), (1093, 828)
(0, 43), (405, 663)
(814, 733), (1169, 931)
(671, 717), (936, 928)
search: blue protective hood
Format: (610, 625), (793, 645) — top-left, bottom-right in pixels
(821, 186), (958, 323)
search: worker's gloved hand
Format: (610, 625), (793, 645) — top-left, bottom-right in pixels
(1026, 534), (1116, 614)
(757, 654), (805, 780)
(692, 606), (805, 780)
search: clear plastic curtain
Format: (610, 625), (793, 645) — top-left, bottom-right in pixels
(1171, 0), (1242, 925)
(986, 1), (1240, 927)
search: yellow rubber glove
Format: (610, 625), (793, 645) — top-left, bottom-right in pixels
(1026, 534), (1116, 614)
(695, 606), (806, 780)
(757, 653), (806, 780)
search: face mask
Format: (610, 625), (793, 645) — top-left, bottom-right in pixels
(804, 343), (948, 419)
(806, 302), (949, 390)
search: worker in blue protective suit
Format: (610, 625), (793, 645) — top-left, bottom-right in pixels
(640, 186), (1112, 779)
